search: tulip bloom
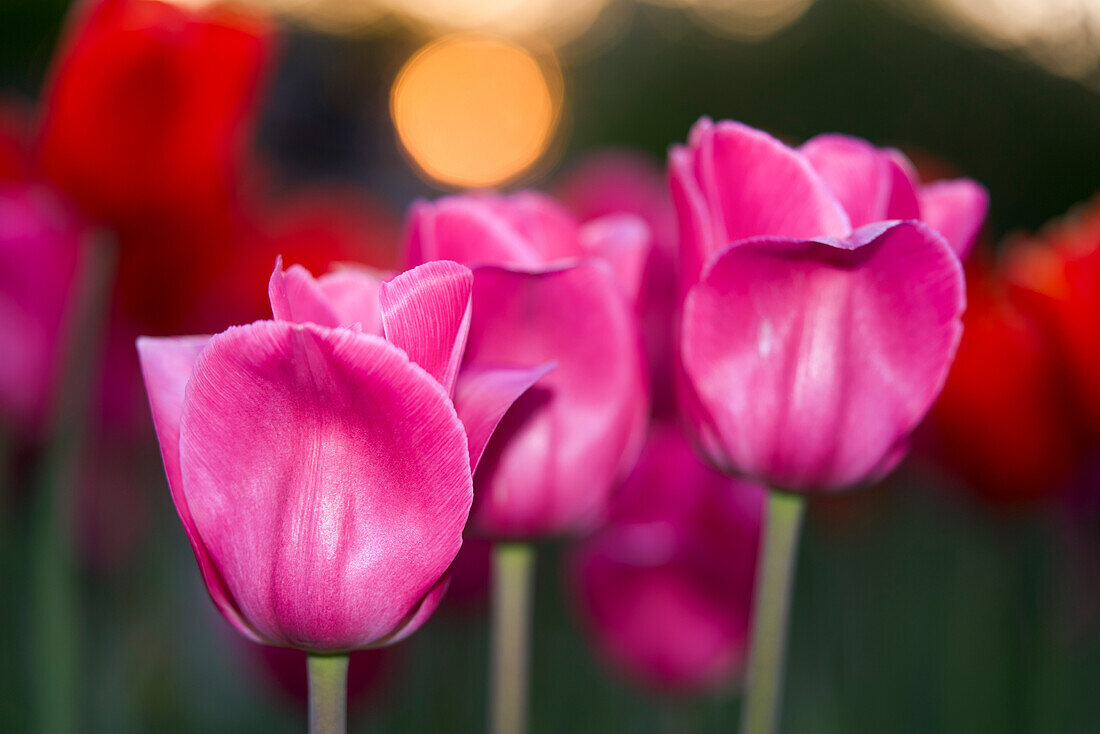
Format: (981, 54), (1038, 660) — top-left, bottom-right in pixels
(571, 424), (764, 692)
(930, 256), (1083, 503)
(37, 0), (273, 225)
(672, 118), (968, 492)
(407, 191), (650, 537)
(138, 260), (544, 651)
(1004, 197), (1100, 442)
(556, 151), (679, 417)
(0, 184), (82, 431)
(671, 118), (972, 734)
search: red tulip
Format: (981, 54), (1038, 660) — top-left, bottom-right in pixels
(930, 255), (1083, 502)
(36, 0), (274, 226)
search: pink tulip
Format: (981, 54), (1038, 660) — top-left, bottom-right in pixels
(672, 118), (967, 491)
(556, 151), (679, 417)
(406, 192), (650, 537)
(0, 184), (82, 431)
(137, 260), (543, 651)
(571, 423), (765, 692)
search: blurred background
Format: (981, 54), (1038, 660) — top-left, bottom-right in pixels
(1, 0), (1098, 732)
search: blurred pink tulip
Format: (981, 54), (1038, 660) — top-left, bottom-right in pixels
(0, 184), (82, 431)
(137, 260), (542, 651)
(672, 119), (967, 491)
(571, 423), (765, 692)
(556, 151), (679, 417)
(407, 193), (650, 537)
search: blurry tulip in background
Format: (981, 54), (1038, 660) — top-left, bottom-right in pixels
(571, 423), (765, 692)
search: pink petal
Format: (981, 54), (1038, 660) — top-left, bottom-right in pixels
(465, 263), (649, 537)
(681, 221), (965, 491)
(669, 145), (713, 292)
(177, 321), (472, 650)
(317, 267), (385, 335)
(486, 191), (583, 261)
(380, 575), (452, 645)
(919, 179), (989, 259)
(136, 335), (262, 642)
(268, 257), (339, 327)
(800, 134), (920, 227)
(379, 261), (473, 396)
(692, 118), (850, 251)
(578, 214), (651, 304)
(405, 198), (542, 269)
(454, 363), (557, 473)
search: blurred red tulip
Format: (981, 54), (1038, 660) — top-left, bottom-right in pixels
(570, 423), (765, 693)
(36, 0), (274, 226)
(0, 184), (83, 431)
(1004, 198), (1100, 443)
(930, 254), (1083, 503)
(0, 98), (32, 182)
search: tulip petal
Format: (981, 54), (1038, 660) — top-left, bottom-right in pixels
(177, 321), (472, 650)
(406, 198), (542, 269)
(379, 261), (473, 395)
(682, 221), (964, 490)
(487, 191), (583, 261)
(136, 335), (262, 642)
(693, 118), (850, 247)
(317, 267), (385, 335)
(801, 134), (920, 227)
(454, 362), (557, 473)
(379, 576), (452, 645)
(919, 179), (989, 259)
(466, 264), (649, 536)
(269, 258), (340, 326)
(579, 214), (651, 304)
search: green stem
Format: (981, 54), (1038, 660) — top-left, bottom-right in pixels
(308, 654), (349, 734)
(489, 542), (535, 734)
(739, 490), (806, 734)
(29, 233), (114, 734)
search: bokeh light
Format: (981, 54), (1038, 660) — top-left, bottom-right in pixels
(390, 34), (562, 188)
(650, 0), (817, 39)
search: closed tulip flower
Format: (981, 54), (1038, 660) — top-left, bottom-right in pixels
(672, 118), (968, 492)
(406, 191), (650, 538)
(571, 424), (765, 692)
(671, 118), (971, 734)
(138, 259), (548, 654)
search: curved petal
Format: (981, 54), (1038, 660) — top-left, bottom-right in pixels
(379, 261), (473, 396)
(454, 362), (557, 473)
(177, 321), (472, 650)
(681, 221), (965, 490)
(405, 198), (541, 269)
(579, 214), (651, 305)
(919, 179), (989, 259)
(136, 335), (262, 642)
(377, 575), (452, 646)
(465, 264), (649, 537)
(801, 134), (920, 227)
(669, 145), (713, 291)
(268, 257), (339, 327)
(692, 119), (850, 247)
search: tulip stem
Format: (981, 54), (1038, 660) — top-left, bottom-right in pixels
(739, 490), (805, 734)
(29, 232), (114, 734)
(308, 654), (349, 734)
(489, 542), (535, 734)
